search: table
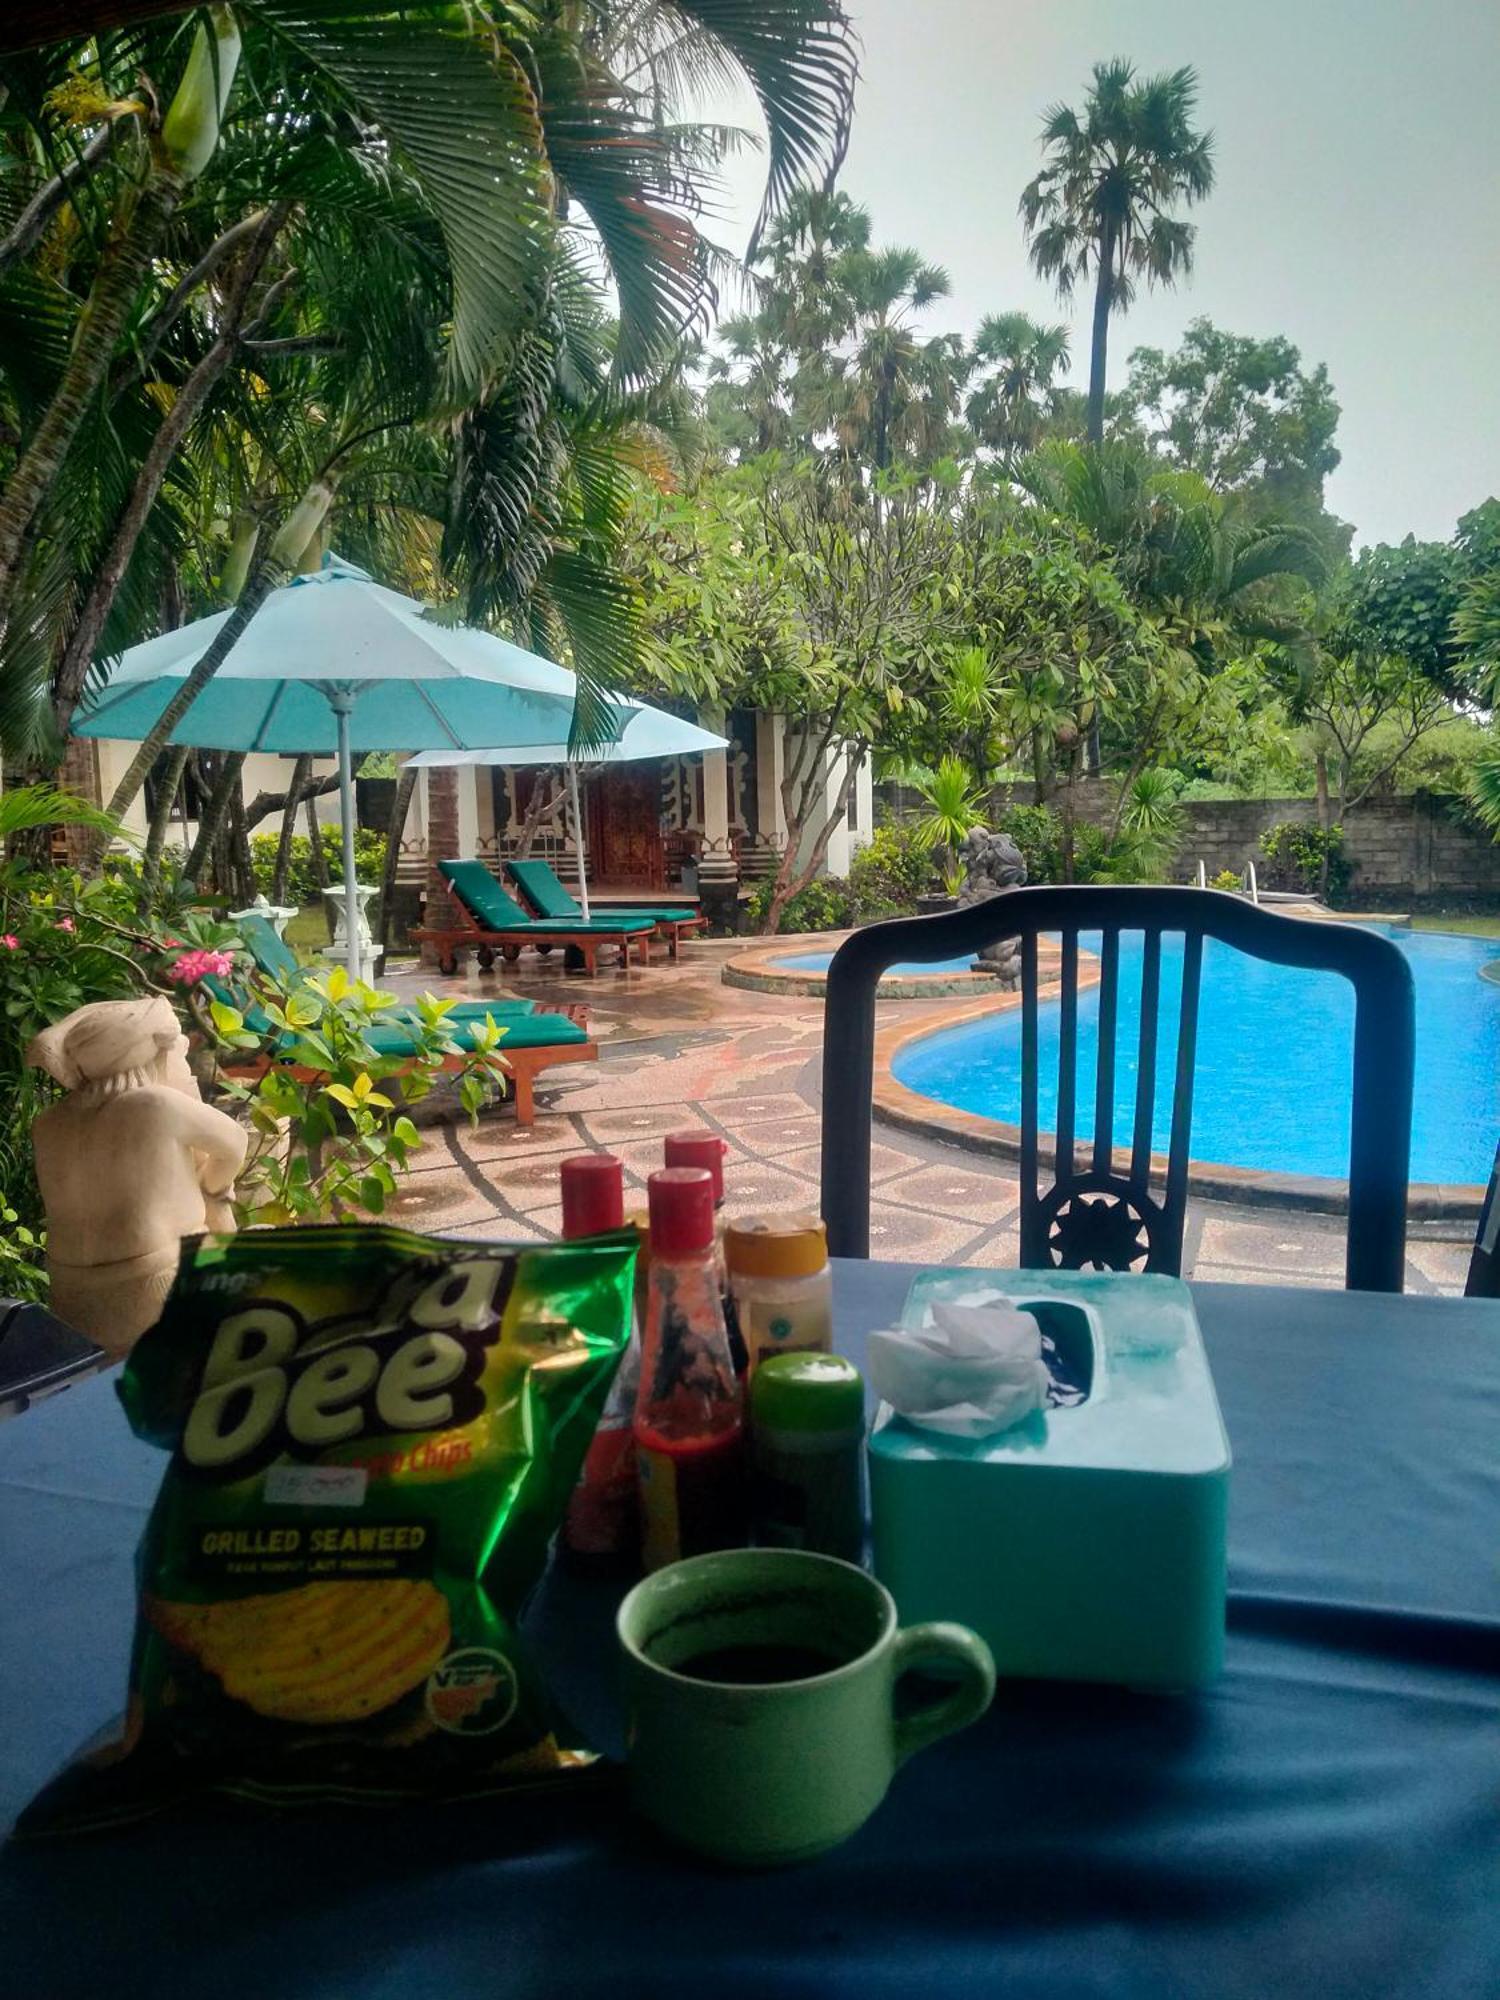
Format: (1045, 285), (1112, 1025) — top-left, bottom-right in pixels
(2, 1269), (1497, 2000)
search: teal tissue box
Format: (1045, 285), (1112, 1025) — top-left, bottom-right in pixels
(867, 1271), (1230, 1690)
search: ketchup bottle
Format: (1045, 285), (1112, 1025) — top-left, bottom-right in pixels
(558, 1153), (643, 1572)
(634, 1168), (746, 1571)
(662, 1129), (747, 1380)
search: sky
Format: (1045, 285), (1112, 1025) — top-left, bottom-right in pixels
(713, 0), (1500, 549)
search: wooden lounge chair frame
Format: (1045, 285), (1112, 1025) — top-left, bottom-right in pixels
(410, 921), (650, 978)
(221, 1036), (597, 1128)
(504, 858), (709, 961)
(413, 862), (654, 978)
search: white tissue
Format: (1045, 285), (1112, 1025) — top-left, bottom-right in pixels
(866, 1299), (1050, 1439)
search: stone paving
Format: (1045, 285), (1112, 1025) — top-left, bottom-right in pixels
(380, 938), (1473, 1294)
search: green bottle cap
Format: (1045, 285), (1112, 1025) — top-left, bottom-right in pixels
(751, 1352), (864, 1434)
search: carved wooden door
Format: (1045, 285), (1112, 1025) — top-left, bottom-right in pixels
(586, 765), (664, 887)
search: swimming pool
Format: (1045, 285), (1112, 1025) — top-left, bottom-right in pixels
(890, 927), (1500, 1187)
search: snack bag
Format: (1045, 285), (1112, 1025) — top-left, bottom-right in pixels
(22, 1223), (636, 1830)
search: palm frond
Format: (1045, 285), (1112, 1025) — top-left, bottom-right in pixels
(245, 0), (552, 401)
(667, 1), (857, 253)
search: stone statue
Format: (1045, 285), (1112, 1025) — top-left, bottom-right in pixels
(956, 827), (1028, 987)
(27, 997), (248, 1358)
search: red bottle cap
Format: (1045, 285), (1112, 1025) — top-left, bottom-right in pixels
(560, 1153), (624, 1239)
(663, 1130), (727, 1203)
(647, 1167), (717, 1258)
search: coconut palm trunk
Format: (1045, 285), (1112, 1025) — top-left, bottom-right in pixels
(1086, 221), (1116, 446)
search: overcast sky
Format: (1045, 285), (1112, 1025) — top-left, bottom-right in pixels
(713, 0), (1500, 549)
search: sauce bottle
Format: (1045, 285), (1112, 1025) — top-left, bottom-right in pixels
(724, 1216), (833, 1375)
(750, 1352), (865, 1564)
(558, 1153), (644, 1571)
(634, 1167), (746, 1571)
(662, 1129), (748, 1379)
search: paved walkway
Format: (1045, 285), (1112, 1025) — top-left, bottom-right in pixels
(380, 939), (1472, 1294)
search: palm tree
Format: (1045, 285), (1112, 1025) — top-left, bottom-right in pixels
(1019, 59), (1215, 445)
(965, 312), (1071, 463)
(828, 246), (963, 475)
(2, 0), (858, 791)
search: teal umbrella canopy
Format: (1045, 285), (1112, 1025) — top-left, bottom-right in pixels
(71, 555), (601, 753)
(71, 553), (622, 978)
(404, 702), (727, 771)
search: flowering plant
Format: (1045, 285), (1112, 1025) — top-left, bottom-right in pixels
(204, 960), (511, 1225)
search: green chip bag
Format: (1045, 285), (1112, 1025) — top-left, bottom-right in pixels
(23, 1223), (636, 1830)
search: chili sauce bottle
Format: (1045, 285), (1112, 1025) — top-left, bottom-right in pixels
(558, 1153), (645, 1571)
(634, 1167), (747, 1571)
(662, 1129), (748, 1379)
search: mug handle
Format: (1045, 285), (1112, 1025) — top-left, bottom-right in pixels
(891, 1622), (997, 1765)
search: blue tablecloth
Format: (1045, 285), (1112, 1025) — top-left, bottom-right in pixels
(2, 1269), (1497, 1999)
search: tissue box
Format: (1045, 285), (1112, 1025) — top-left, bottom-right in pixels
(867, 1271), (1229, 1690)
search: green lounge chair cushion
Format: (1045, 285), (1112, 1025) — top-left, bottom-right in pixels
(439, 859), (649, 935)
(506, 858), (697, 926)
(236, 913), (302, 984)
(351, 1012), (587, 1057)
(229, 913), (539, 1019)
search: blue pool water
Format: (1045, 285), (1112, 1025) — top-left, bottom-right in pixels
(779, 951), (980, 977)
(889, 927), (1500, 1186)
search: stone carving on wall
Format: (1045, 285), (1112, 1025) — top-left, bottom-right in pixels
(957, 827), (1028, 987)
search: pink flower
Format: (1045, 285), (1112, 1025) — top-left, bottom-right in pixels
(165, 947), (236, 987)
(163, 936), (184, 948)
(56, 916), (75, 933)
(0, 935), (17, 951)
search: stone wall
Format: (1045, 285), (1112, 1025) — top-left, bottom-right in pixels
(981, 782), (1500, 906)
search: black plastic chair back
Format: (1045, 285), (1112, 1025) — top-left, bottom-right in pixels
(1464, 1142), (1500, 1298)
(821, 885), (1415, 1293)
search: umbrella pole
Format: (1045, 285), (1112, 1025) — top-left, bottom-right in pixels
(329, 689), (362, 982)
(566, 764), (590, 922)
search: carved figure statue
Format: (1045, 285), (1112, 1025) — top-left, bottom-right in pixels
(27, 997), (247, 1358)
(956, 827), (1028, 987)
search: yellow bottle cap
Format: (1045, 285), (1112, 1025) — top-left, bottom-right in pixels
(724, 1214), (828, 1280)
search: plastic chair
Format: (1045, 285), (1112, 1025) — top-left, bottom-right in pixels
(1464, 1141), (1500, 1297)
(820, 885), (1415, 1293)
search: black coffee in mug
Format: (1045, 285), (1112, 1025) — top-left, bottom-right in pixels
(674, 1641), (845, 1685)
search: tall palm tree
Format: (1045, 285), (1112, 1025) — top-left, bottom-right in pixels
(1019, 59), (1215, 445)
(965, 311), (1071, 464)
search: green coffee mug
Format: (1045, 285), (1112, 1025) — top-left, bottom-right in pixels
(617, 1547), (996, 1866)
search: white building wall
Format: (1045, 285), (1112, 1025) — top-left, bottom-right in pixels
(785, 730), (870, 878)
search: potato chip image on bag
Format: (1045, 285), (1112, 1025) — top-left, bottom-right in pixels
(22, 1224), (635, 1830)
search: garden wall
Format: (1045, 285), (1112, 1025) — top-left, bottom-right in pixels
(982, 783), (1500, 907)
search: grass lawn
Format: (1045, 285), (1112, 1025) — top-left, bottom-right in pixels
(284, 903), (331, 952)
(1409, 911), (1500, 938)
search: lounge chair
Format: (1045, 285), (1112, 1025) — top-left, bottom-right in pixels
(212, 919), (596, 1125)
(413, 859), (654, 977)
(232, 913), (568, 1027)
(505, 858), (707, 961)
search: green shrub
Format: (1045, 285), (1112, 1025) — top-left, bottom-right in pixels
(745, 876), (855, 934)
(1211, 868), (1242, 892)
(848, 825), (933, 916)
(993, 802), (1063, 882)
(251, 825), (388, 906)
(1259, 821), (1351, 901)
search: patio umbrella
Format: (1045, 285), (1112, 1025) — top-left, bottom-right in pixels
(72, 554), (615, 974)
(407, 702), (728, 919)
